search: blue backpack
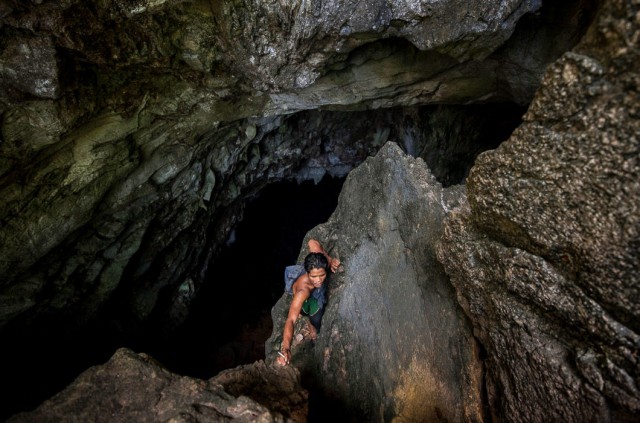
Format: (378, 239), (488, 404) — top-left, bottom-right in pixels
(284, 265), (306, 295)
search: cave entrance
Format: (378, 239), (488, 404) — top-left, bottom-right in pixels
(145, 102), (529, 378)
(148, 175), (345, 378)
(0, 101), (529, 421)
(0, 101), (528, 422)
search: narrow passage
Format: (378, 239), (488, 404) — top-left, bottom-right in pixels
(149, 176), (345, 378)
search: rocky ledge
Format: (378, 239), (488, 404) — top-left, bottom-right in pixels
(8, 348), (308, 423)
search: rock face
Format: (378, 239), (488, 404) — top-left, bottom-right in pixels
(1, 0), (626, 421)
(267, 143), (484, 421)
(8, 348), (308, 423)
(437, 0), (640, 421)
(0, 0), (592, 338)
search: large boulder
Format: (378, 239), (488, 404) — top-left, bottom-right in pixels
(267, 142), (483, 421)
(437, 0), (640, 421)
(8, 348), (307, 423)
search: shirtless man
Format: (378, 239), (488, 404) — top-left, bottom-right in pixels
(276, 239), (340, 366)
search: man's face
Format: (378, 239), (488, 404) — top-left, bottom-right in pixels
(308, 268), (327, 288)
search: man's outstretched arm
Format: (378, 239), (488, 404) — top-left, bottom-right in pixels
(276, 285), (308, 365)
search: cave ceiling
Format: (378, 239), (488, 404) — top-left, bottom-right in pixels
(0, 0), (597, 333)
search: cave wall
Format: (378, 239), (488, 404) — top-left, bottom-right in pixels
(0, 0), (592, 334)
(437, 0), (639, 421)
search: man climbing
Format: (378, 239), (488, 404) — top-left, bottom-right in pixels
(276, 239), (340, 366)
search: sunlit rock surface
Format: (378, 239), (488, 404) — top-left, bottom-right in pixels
(8, 348), (307, 423)
(437, 0), (640, 421)
(267, 143), (483, 421)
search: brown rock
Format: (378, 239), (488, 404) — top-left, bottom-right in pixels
(267, 143), (484, 421)
(437, 0), (640, 421)
(8, 348), (307, 423)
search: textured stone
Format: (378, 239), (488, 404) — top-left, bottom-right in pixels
(212, 361), (308, 423)
(267, 143), (484, 422)
(0, 100), (64, 175)
(0, 1), (603, 418)
(216, 0), (542, 92)
(437, 0), (640, 421)
(0, 34), (59, 99)
(7, 348), (307, 422)
(0, 0), (590, 336)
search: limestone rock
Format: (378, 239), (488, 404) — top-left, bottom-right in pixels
(0, 0), (584, 129)
(437, 0), (640, 421)
(0, 0), (591, 337)
(0, 33), (59, 99)
(8, 348), (307, 423)
(212, 361), (308, 423)
(267, 142), (484, 421)
(191, 0), (543, 93)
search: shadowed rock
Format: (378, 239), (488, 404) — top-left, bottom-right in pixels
(8, 348), (307, 423)
(267, 142), (484, 421)
(437, 0), (640, 421)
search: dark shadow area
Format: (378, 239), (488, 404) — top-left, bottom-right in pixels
(0, 315), (125, 421)
(136, 175), (345, 379)
(405, 103), (528, 186)
(0, 175), (344, 421)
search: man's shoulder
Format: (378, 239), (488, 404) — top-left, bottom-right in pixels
(293, 278), (313, 295)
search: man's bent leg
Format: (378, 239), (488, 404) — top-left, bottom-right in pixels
(309, 308), (324, 334)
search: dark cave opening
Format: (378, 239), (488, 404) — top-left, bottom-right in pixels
(144, 175), (346, 378)
(0, 176), (344, 421)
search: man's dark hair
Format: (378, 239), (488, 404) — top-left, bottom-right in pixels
(304, 252), (328, 273)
